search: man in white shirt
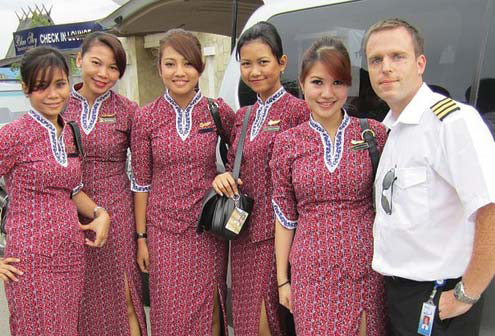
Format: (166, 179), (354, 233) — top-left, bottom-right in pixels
(364, 18), (495, 335)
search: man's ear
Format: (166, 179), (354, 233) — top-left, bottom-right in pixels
(417, 54), (426, 76)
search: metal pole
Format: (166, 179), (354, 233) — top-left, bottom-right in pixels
(230, 0), (238, 53)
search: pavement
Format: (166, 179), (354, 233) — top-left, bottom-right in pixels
(0, 281), (9, 335)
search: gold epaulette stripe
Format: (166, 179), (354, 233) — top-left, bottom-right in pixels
(431, 98), (460, 121)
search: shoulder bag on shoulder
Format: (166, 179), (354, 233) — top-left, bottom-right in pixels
(207, 98), (229, 166)
(0, 181), (8, 235)
(359, 118), (380, 178)
(67, 121), (85, 159)
(197, 106), (254, 240)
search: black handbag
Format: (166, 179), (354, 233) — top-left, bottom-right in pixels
(197, 106), (254, 240)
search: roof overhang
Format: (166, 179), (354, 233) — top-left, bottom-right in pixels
(0, 48), (80, 67)
(98, 0), (263, 37)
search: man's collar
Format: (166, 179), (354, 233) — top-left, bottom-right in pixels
(382, 83), (432, 128)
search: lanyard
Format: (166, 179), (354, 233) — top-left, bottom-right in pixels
(427, 280), (445, 304)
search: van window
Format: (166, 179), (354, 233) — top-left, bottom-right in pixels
(238, 0), (490, 121)
(477, 2), (495, 137)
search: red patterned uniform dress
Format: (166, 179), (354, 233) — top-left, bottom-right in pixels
(270, 114), (388, 336)
(64, 84), (147, 335)
(228, 87), (309, 336)
(0, 110), (86, 336)
(131, 90), (235, 335)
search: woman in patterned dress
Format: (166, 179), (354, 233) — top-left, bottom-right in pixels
(271, 37), (388, 336)
(131, 29), (235, 336)
(0, 46), (110, 336)
(63, 32), (147, 336)
(212, 22), (309, 336)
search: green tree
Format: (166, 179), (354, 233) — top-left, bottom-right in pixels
(30, 12), (52, 28)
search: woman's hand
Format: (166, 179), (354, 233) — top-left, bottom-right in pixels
(137, 239), (149, 273)
(278, 282), (292, 313)
(0, 257), (23, 282)
(79, 209), (110, 247)
(212, 172), (243, 197)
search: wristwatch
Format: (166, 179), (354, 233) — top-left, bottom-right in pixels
(453, 281), (479, 304)
(135, 232), (147, 240)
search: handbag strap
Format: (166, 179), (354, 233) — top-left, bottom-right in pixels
(68, 121), (85, 158)
(359, 118), (380, 178)
(232, 106), (253, 180)
(208, 98), (224, 136)
(208, 98), (229, 165)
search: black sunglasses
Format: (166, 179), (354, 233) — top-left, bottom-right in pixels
(381, 168), (397, 215)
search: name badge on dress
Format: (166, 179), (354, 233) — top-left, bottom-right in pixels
(99, 114), (116, 123)
(263, 119), (281, 132)
(350, 139), (370, 151)
(198, 121), (215, 133)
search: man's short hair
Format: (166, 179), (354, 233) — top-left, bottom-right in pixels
(363, 18), (424, 57)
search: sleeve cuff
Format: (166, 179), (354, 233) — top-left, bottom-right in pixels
(71, 182), (84, 198)
(272, 199), (297, 229)
(130, 175), (151, 192)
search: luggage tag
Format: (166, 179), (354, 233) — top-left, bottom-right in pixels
(417, 280), (445, 336)
(225, 195), (248, 234)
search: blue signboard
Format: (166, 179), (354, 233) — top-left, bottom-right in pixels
(13, 21), (103, 56)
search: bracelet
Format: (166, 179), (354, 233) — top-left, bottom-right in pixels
(93, 206), (105, 219)
(135, 232), (147, 240)
(278, 280), (290, 288)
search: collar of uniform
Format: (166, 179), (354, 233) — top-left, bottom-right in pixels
(164, 89), (203, 141)
(382, 82), (431, 129)
(71, 83), (112, 135)
(309, 110), (350, 173)
(27, 107), (68, 167)
(250, 86), (286, 141)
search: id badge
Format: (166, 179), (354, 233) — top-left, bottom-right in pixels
(99, 115), (116, 123)
(225, 207), (248, 234)
(417, 302), (436, 336)
(263, 125), (280, 132)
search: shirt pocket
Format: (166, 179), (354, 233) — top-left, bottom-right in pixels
(393, 166), (429, 230)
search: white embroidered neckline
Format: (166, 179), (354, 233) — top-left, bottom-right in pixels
(71, 86), (112, 135)
(28, 109), (68, 167)
(250, 87), (286, 141)
(309, 112), (351, 173)
(164, 89), (203, 141)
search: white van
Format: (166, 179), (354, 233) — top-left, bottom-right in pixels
(217, 0), (495, 335)
(219, 0), (495, 124)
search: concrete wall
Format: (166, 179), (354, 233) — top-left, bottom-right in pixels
(117, 32), (232, 107)
(119, 36), (164, 106)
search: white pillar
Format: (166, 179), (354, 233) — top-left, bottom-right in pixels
(203, 46), (216, 97)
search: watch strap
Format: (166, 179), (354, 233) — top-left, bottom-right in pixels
(136, 232), (147, 240)
(454, 281), (479, 304)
